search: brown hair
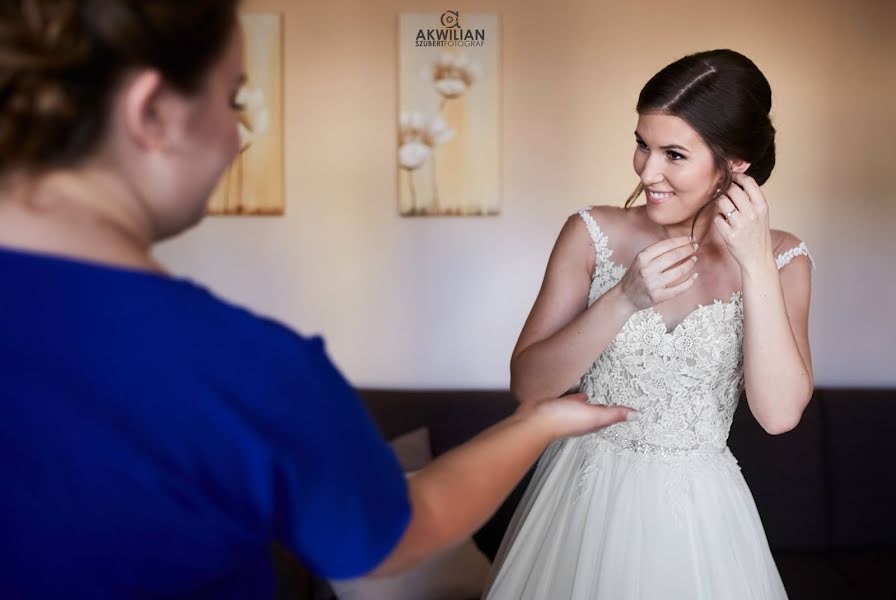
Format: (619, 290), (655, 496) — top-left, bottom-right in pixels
(624, 49), (776, 237)
(0, 0), (240, 177)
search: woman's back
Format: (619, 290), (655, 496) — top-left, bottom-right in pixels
(0, 247), (409, 597)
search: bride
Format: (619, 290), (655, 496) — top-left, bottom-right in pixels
(484, 49), (815, 599)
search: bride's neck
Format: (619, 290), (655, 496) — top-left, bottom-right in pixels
(660, 202), (719, 247)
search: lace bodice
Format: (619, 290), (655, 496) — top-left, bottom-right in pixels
(576, 207), (815, 452)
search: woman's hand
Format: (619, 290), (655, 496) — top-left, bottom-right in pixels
(712, 173), (774, 271)
(373, 391), (637, 576)
(517, 392), (638, 439)
(615, 236), (699, 312)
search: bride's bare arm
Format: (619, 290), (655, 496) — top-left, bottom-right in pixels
(741, 232), (814, 434)
(510, 209), (700, 404)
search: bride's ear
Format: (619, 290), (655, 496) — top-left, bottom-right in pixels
(729, 158), (751, 175)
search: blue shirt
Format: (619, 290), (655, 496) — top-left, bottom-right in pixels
(0, 247), (411, 598)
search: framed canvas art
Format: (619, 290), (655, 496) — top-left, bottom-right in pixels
(207, 12), (284, 215)
(398, 12), (501, 216)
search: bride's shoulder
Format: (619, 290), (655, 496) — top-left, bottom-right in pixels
(771, 229), (817, 271)
(567, 204), (632, 234)
(569, 203), (648, 244)
(771, 229), (805, 254)
(554, 205), (628, 260)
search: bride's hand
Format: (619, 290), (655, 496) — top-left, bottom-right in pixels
(518, 392), (638, 439)
(616, 236), (699, 312)
(712, 173), (774, 271)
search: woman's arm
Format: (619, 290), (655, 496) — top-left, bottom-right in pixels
(510, 209), (698, 404)
(713, 173), (814, 435)
(509, 212), (638, 403)
(740, 234), (814, 434)
(368, 394), (635, 576)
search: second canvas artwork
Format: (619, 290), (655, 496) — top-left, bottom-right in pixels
(398, 12), (501, 217)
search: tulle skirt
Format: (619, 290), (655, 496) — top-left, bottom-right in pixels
(483, 433), (787, 599)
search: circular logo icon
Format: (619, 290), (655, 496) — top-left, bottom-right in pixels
(440, 11), (460, 28)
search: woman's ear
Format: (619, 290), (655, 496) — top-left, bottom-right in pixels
(729, 158), (751, 174)
(119, 69), (188, 153)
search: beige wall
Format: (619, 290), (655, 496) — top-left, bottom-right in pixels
(156, 0), (896, 388)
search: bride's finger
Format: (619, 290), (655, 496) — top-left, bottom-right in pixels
(656, 255), (697, 287)
(732, 173), (763, 206)
(649, 243), (697, 274)
(655, 267), (699, 302)
(714, 213), (732, 233)
(716, 194), (736, 215)
(639, 236), (693, 264)
(717, 195), (743, 224)
(725, 182), (753, 217)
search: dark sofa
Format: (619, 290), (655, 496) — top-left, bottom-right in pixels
(277, 388), (896, 600)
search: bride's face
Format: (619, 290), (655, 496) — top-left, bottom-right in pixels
(633, 112), (720, 225)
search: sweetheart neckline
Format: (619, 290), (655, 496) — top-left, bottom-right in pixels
(640, 290), (743, 336)
(601, 258), (744, 336)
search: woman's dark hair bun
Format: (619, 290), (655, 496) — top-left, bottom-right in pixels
(637, 48), (777, 186)
(0, 0), (240, 176)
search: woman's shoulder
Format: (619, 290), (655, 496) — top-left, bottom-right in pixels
(555, 204), (642, 272)
(771, 229), (815, 271)
(564, 204), (633, 243)
(184, 282), (317, 356)
(569, 204), (629, 225)
(125, 276), (323, 379)
(771, 229), (805, 253)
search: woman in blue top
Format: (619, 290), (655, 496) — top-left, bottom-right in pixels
(0, 1), (636, 597)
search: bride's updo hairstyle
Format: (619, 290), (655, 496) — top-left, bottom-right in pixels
(0, 0), (240, 178)
(625, 49), (777, 218)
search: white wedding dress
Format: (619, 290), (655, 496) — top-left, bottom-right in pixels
(484, 208), (816, 600)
